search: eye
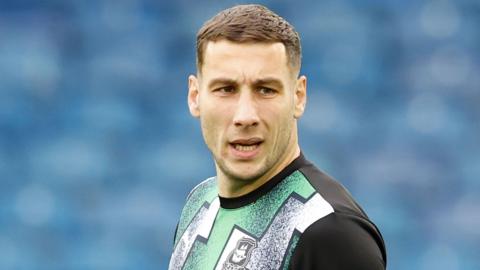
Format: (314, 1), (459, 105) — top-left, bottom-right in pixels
(257, 87), (277, 96)
(213, 86), (236, 96)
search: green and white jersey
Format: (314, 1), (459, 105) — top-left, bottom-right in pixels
(169, 154), (386, 270)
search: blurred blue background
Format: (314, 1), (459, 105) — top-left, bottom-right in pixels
(0, 0), (479, 269)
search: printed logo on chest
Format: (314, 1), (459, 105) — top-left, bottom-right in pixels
(223, 237), (257, 270)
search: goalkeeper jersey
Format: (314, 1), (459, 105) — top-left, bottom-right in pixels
(169, 153), (387, 270)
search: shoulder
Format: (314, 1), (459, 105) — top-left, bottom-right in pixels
(289, 157), (387, 269)
(180, 177), (218, 217)
(289, 212), (387, 270)
(298, 160), (370, 219)
(174, 177), (218, 244)
(185, 177), (217, 201)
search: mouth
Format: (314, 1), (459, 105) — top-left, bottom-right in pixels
(229, 138), (263, 158)
(232, 144), (259, 151)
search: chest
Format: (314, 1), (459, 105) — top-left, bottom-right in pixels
(170, 193), (333, 270)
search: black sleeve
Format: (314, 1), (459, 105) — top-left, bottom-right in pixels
(289, 212), (386, 270)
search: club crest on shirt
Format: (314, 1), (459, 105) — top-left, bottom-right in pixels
(223, 237), (257, 270)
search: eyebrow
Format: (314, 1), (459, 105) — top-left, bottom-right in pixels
(207, 78), (238, 89)
(252, 77), (284, 89)
(207, 77), (284, 89)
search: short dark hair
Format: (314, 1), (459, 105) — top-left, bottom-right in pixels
(196, 4), (301, 74)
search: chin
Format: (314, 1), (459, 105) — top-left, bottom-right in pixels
(215, 153), (270, 181)
(231, 172), (261, 182)
(225, 164), (268, 182)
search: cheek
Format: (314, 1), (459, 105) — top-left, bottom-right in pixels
(266, 101), (295, 127)
(267, 104), (295, 140)
(200, 113), (217, 142)
(200, 104), (230, 146)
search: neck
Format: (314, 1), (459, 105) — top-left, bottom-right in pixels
(217, 143), (301, 198)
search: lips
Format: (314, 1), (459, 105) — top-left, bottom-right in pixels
(233, 144), (258, 151)
(230, 137), (263, 146)
(229, 137), (263, 158)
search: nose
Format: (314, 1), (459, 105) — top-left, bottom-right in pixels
(232, 91), (259, 128)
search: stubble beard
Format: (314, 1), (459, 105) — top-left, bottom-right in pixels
(214, 124), (293, 184)
(214, 153), (273, 183)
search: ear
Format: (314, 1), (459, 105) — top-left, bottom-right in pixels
(294, 75), (307, 119)
(188, 75), (200, 118)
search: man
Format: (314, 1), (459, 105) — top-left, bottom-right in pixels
(169, 4), (386, 270)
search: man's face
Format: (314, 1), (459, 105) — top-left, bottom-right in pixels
(188, 40), (306, 184)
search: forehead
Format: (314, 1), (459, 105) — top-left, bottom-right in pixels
(200, 40), (291, 81)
